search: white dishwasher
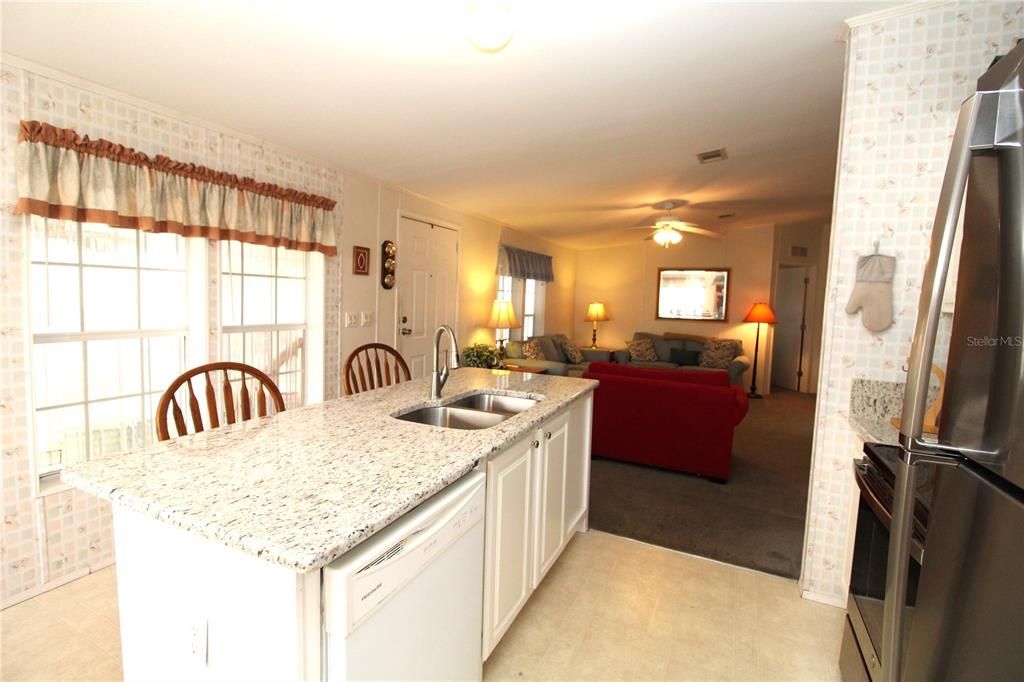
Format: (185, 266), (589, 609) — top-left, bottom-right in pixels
(323, 470), (485, 681)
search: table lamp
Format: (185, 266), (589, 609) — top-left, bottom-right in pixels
(488, 299), (521, 364)
(584, 302), (610, 348)
(743, 302), (776, 399)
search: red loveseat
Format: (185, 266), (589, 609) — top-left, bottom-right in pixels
(582, 362), (749, 482)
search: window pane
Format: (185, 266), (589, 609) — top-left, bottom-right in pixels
(276, 371), (302, 409)
(276, 278), (305, 324)
(140, 270), (187, 329)
(83, 267), (138, 331)
(140, 232), (186, 270)
(31, 264), (81, 333)
(221, 274), (242, 326)
(222, 332), (244, 365)
(276, 330), (304, 374)
(36, 405), (87, 470)
(31, 217), (78, 264)
(246, 330), (276, 373)
(524, 317), (534, 339)
(33, 342), (84, 407)
(87, 339), (142, 401)
(242, 276), (274, 325)
(143, 336), (187, 395)
(277, 248), (306, 277)
(243, 243), (275, 275)
(524, 279), (536, 315)
(89, 397), (145, 457)
(221, 241), (243, 274)
(82, 222), (136, 267)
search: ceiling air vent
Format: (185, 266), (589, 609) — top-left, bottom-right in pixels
(696, 147), (728, 164)
(791, 245), (809, 258)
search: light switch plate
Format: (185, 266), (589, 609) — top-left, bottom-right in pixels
(345, 313), (358, 328)
(360, 311), (373, 327)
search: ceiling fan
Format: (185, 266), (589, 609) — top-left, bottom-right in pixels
(632, 200), (721, 247)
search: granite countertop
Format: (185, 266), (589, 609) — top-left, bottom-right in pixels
(63, 368), (598, 573)
(848, 378), (939, 445)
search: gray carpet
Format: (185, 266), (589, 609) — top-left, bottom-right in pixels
(588, 388), (815, 579)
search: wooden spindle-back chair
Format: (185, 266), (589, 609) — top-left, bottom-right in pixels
(343, 343), (412, 395)
(156, 362), (286, 441)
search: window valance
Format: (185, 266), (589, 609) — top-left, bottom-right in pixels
(496, 244), (555, 282)
(14, 120), (338, 256)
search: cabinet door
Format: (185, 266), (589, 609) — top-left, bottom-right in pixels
(563, 395), (593, 537)
(533, 411), (570, 587)
(483, 435), (535, 659)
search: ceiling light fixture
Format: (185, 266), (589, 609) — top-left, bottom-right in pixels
(653, 226), (682, 248)
(466, 0), (514, 53)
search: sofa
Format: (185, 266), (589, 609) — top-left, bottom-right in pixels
(583, 362), (749, 482)
(504, 334), (611, 377)
(611, 331), (750, 385)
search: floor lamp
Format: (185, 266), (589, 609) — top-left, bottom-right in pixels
(743, 302), (776, 399)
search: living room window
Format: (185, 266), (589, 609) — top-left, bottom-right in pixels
(494, 275), (544, 342)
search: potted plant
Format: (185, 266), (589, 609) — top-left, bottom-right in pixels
(462, 343), (500, 369)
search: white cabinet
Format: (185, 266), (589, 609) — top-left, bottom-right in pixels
(482, 435), (535, 658)
(482, 397), (593, 659)
(533, 410), (570, 586)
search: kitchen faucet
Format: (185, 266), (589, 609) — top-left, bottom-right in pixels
(431, 325), (461, 399)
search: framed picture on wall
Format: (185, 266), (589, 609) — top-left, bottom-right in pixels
(656, 268), (730, 321)
(353, 246), (371, 275)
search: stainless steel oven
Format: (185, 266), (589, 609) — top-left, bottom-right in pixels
(842, 443), (932, 682)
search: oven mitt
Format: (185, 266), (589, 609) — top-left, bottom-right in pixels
(846, 254), (895, 332)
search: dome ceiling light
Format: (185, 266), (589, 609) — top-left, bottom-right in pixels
(466, 0), (514, 53)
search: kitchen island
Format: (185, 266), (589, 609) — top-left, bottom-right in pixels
(63, 368), (597, 680)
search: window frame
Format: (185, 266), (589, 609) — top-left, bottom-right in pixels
(494, 275), (545, 342)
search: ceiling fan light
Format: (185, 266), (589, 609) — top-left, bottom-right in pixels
(653, 226), (682, 247)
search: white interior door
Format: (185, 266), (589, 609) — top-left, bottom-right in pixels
(397, 217), (459, 379)
(772, 266), (809, 392)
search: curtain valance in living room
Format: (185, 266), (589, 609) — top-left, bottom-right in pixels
(497, 244), (554, 282)
(14, 120), (338, 256)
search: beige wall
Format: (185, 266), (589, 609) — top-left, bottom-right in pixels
(771, 221), (831, 392)
(339, 172), (576, 365)
(573, 225), (776, 391)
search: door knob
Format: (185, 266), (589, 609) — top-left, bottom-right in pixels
(531, 440), (540, 449)
(546, 431), (552, 440)
(400, 328), (413, 336)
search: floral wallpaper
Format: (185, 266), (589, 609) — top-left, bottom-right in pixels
(0, 62), (344, 606)
(802, 0), (1024, 605)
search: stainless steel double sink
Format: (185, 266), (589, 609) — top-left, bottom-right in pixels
(395, 393), (538, 430)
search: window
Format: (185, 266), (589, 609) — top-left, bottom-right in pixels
(29, 217), (193, 475)
(28, 218), (326, 482)
(494, 275), (544, 342)
(220, 242), (311, 409)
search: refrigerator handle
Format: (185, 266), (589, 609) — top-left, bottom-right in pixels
(898, 93), (985, 448)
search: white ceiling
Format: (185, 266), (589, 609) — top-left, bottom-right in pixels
(1, 1), (899, 249)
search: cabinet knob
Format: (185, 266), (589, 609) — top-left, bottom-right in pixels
(531, 440), (540, 449)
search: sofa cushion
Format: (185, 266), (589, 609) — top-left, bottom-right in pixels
(669, 348), (701, 366)
(507, 358), (568, 375)
(628, 360), (680, 370)
(631, 331), (682, 362)
(587, 362), (729, 386)
(700, 338), (740, 369)
(506, 340), (524, 359)
(534, 335), (564, 363)
(522, 339), (545, 360)
(627, 337), (658, 362)
(559, 338), (584, 363)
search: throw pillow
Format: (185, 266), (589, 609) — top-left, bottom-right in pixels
(699, 338), (739, 369)
(669, 348), (701, 366)
(505, 340), (524, 359)
(560, 339), (584, 364)
(522, 339), (546, 360)
(627, 337), (658, 362)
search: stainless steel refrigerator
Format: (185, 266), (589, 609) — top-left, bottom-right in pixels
(881, 41), (1024, 681)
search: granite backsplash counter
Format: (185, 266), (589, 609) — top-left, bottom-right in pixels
(849, 378), (939, 445)
(62, 368), (597, 573)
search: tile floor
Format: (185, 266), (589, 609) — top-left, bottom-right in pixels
(1, 531), (844, 681)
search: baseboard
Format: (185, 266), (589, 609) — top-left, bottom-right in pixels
(801, 588), (847, 609)
(1, 558), (115, 610)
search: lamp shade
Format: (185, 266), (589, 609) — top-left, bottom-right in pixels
(743, 302), (777, 324)
(487, 299), (522, 329)
(584, 302), (610, 322)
